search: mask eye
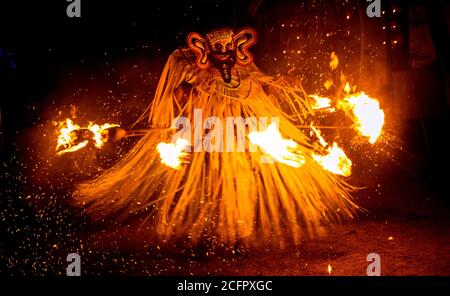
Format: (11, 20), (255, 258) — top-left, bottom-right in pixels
(214, 43), (223, 51)
(225, 43), (231, 50)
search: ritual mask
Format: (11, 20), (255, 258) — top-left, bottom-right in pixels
(187, 27), (257, 86)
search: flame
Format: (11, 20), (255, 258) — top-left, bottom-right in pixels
(324, 79), (333, 90)
(89, 123), (120, 148)
(156, 138), (190, 170)
(338, 92), (385, 144)
(313, 143), (352, 177)
(248, 123), (305, 168)
(56, 119), (86, 155)
(310, 124), (352, 177)
(328, 264), (332, 274)
(344, 82), (351, 94)
(309, 95), (332, 110)
(56, 118), (119, 156)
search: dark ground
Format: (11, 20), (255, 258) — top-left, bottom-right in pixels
(71, 166), (450, 276)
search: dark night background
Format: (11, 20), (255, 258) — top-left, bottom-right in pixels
(1, 0), (449, 276)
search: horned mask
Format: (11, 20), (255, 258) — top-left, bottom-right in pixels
(187, 27), (257, 87)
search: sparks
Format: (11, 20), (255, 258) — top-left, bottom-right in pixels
(156, 138), (190, 169)
(248, 123), (305, 168)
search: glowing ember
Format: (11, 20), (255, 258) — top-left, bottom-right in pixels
(338, 92), (385, 144)
(329, 51), (339, 70)
(56, 118), (119, 156)
(309, 95), (332, 110)
(248, 123), (305, 168)
(156, 138), (190, 169)
(328, 264), (332, 274)
(313, 142), (352, 177)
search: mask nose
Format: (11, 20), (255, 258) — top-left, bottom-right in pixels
(218, 63), (231, 83)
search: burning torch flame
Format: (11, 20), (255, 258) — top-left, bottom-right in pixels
(90, 123), (120, 148)
(338, 92), (385, 144)
(156, 138), (190, 170)
(56, 119), (119, 156)
(56, 119), (87, 155)
(328, 264), (332, 274)
(248, 123), (305, 168)
(310, 124), (352, 177)
(309, 95), (332, 110)
(313, 143), (352, 177)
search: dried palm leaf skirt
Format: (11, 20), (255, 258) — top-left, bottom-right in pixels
(75, 49), (358, 246)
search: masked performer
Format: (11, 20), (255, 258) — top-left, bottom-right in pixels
(75, 28), (358, 247)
